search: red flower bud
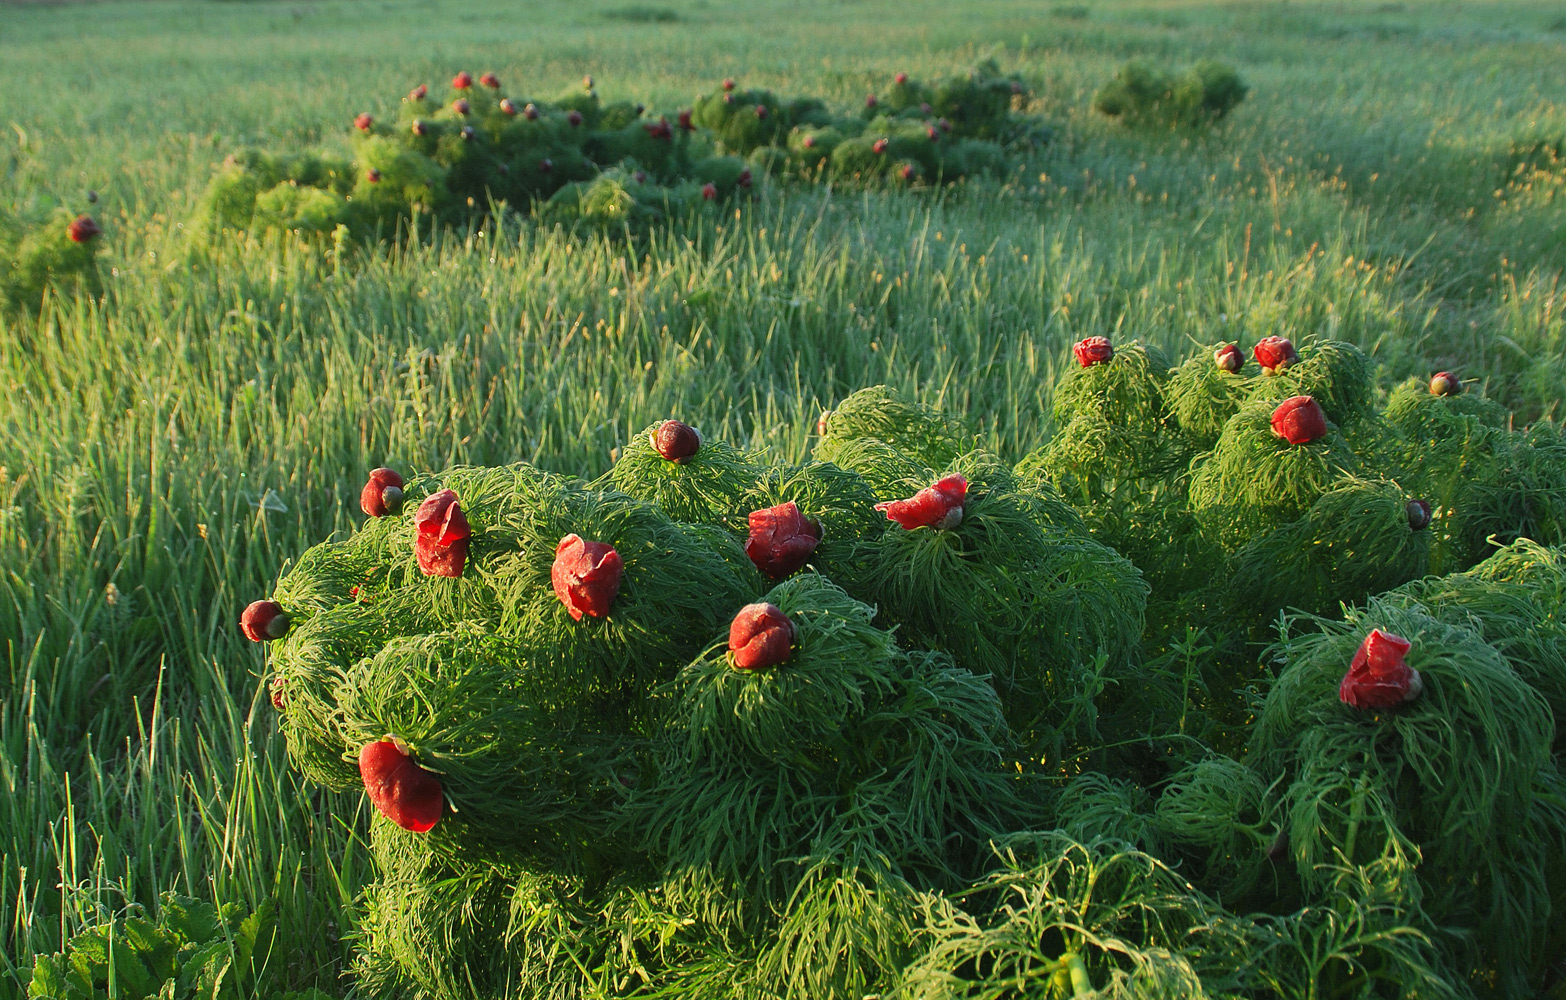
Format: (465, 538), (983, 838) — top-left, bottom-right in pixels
(268, 677), (286, 711)
(678, 109), (694, 131)
(567, 110), (583, 126)
(409, 84), (428, 101)
(413, 489), (470, 577)
(360, 467), (405, 517)
(872, 137), (889, 154)
(751, 103), (767, 119)
(524, 102), (540, 120)
(938, 117), (952, 132)
(702, 182), (718, 200)
(1073, 336), (1114, 367)
(359, 738), (443, 832)
(728, 602), (794, 670)
(1270, 395), (1328, 445)
(452, 71), (473, 90)
(240, 600), (291, 642)
(354, 112), (373, 132)
(411, 120), (427, 136)
(644, 117), (673, 141)
(895, 72), (908, 85)
(745, 501), (822, 579)
(802, 135), (816, 149)
(1213, 343), (1244, 373)
(633, 170), (647, 183)
(866, 94), (879, 108)
(900, 163), (916, 181)
(722, 78), (736, 91)
(551, 534), (623, 621)
(460, 125), (476, 141)
(500, 98), (518, 116)
(875, 474), (967, 531)
(927, 125), (938, 141)
(453, 98), (470, 115)
(539, 158), (553, 173)
(1252, 336), (1298, 374)
(738, 168), (752, 188)
(1339, 629), (1423, 710)
(366, 168), (381, 184)
(1407, 498), (1432, 531)
(479, 72), (500, 89)
(66, 215), (101, 243)
(1429, 371), (1461, 396)
(651, 420), (702, 462)
(815, 410), (831, 435)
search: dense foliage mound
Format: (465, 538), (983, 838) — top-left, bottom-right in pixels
(1093, 59), (1248, 127)
(232, 337), (1566, 998)
(0, 203), (104, 313)
(194, 62), (1036, 239)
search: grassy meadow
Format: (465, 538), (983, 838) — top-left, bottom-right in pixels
(1, 0), (1564, 994)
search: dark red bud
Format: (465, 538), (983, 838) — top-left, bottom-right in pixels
(1407, 498), (1432, 531)
(461, 125), (476, 140)
(409, 84), (428, 100)
(900, 163), (915, 181)
(866, 94), (878, 108)
(895, 72), (908, 85)
(524, 103), (540, 120)
(1253, 336), (1298, 374)
(872, 138), (889, 154)
(678, 109), (694, 130)
(66, 215), (101, 243)
(1429, 371), (1461, 396)
(1270, 395), (1328, 446)
(702, 182), (717, 200)
(539, 157), (553, 172)
(354, 112), (373, 131)
(722, 78), (736, 91)
(755, 104), (768, 119)
(729, 602), (794, 670)
(479, 72), (500, 89)
(359, 738), (443, 832)
(453, 98), (470, 115)
(1073, 336), (1113, 367)
(1214, 343), (1245, 373)
(360, 467), (405, 517)
(366, 168), (381, 184)
(412, 120), (427, 136)
(240, 600), (291, 642)
(500, 98), (517, 116)
(551, 534), (623, 621)
(746, 502), (822, 579)
(452, 71), (473, 89)
(567, 110), (583, 126)
(802, 135), (815, 149)
(651, 420), (702, 462)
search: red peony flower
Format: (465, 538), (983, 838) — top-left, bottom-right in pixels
(644, 116), (673, 141)
(1407, 498), (1432, 531)
(1073, 336), (1114, 368)
(1429, 371), (1461, 397)
(411, 120), (427, 136)
(866, 94), (879, 108)
(479, 72), (500, 89)
(240, 600), (291, 642)
(409, 84), (428, 101)
(354, 112), (373, 132)
(552, 534), (623, 621)
(366, 168), (381, 184)
(1270, 395), (1328, 445)
(678, 109), (695, 131)
(745, 501), (822, 579)
(701, 182), (718, 200)
(268, 677), (286, 711)
(927, 125), (939, 141)
(738, 168), (753, 189)
(802, 135), (816, 149)
(413, 489), (470, 577)
(729, 602), (794, 670)
(872, 137), (889, 154)
(900, 163), (916, 181)
(722, 78), (736, 91)
(539, 158), (553, 173)
(755, 104), (768, 119)
(651, 420), (702, 462)
(895, 72), (908, 85)
(360, 467), (405, 517)
(876, 474), (967, 531)
(524, 102), (540, 120)
(452, 71), (473, 90)
(1339, 629), (1424, 710)
(453, 98), (470, 115)
(359, 738), (443, 832)
(500, 98), (518, 116)
(1252, 336), (1298, 374)
(66, 215), (101, 243)
(1213, 343), (1244, 373)
(460, 125), (476, 141)
(567, 110), (583, 127)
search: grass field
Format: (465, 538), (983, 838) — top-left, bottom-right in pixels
(1, 0), (1564, 995)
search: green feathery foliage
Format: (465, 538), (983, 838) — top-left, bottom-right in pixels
(1245, 340), (1375, 427)
(0, 206), (103, 314)
(816, 385), (972, 475)
(1254, 599), (1561, 991)
(1092, 59), (1249, 128)
(1162, 344), (1258, 450)
(602, 421), (761, 525)
(1187, 398), (1360, 546)
(1225, 477), (1430, 619)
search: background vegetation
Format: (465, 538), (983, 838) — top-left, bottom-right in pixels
(1, 0), (1563, 995)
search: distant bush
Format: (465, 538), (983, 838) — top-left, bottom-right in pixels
(193, 62), (1040, 240)
(1093, 59), (1248, 128)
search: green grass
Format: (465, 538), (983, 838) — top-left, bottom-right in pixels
(0, 0), (1563, 995)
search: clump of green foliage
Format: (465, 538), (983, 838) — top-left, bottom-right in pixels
(195, 63), (1039, 241)
(0, 204), (103, 313)
(26, 893), (325, 1000)
(1093, 59), (1249, 127)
